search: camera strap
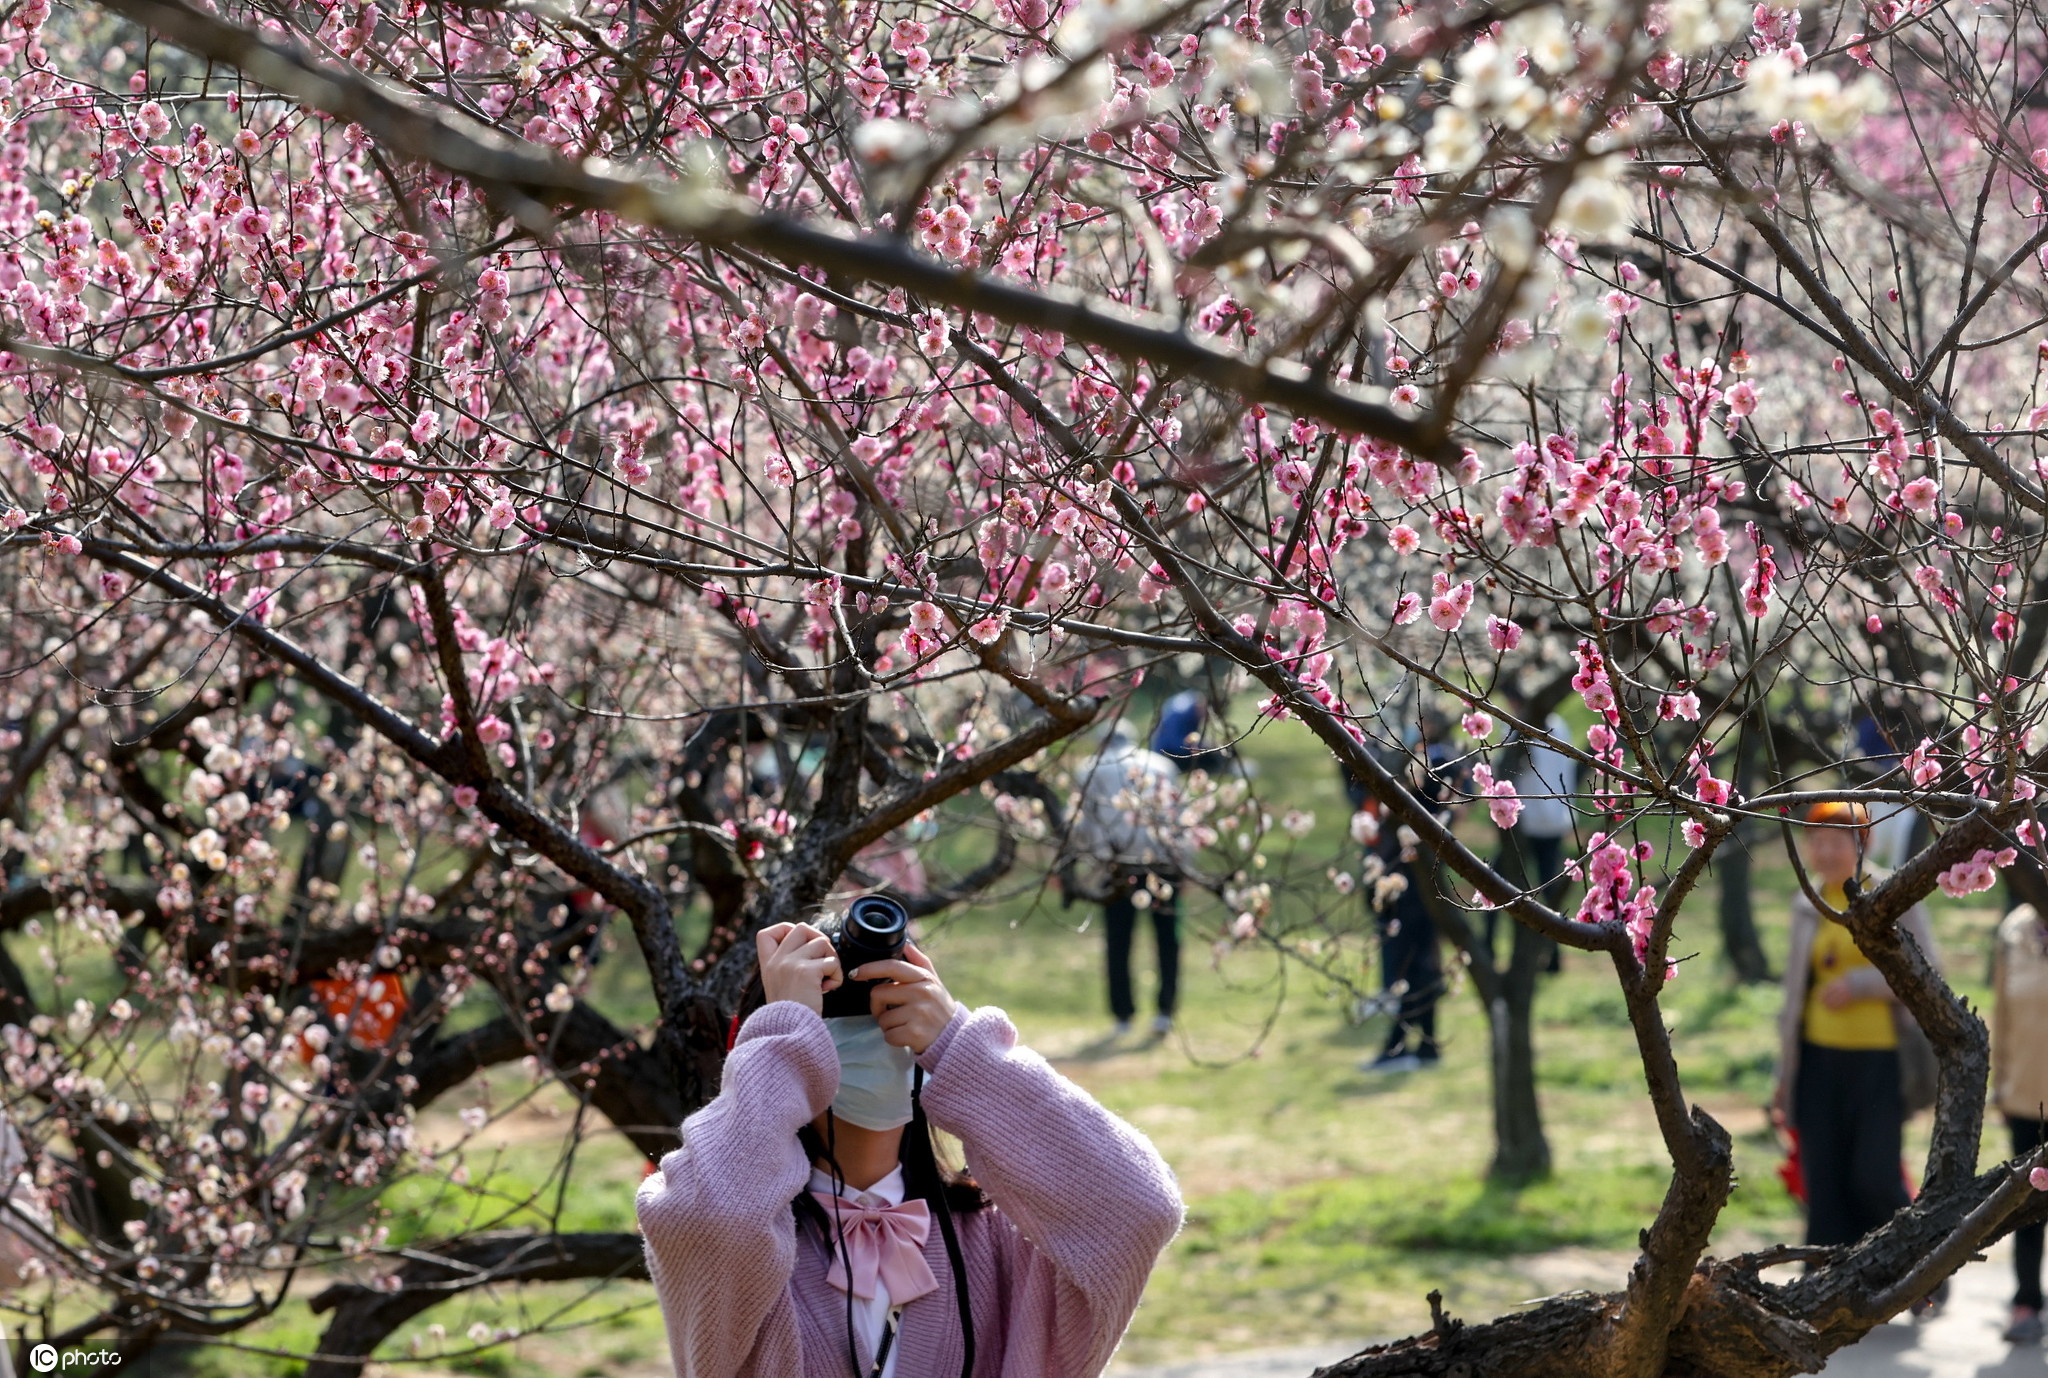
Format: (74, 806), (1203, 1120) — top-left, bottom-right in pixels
(869, 1308), (899, 1378)
(914, 1066), (976, 1378)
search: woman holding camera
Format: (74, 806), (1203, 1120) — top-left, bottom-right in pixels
(636, 920), (1184, 1378)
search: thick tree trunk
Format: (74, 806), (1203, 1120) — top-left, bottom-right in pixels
(1490, 920), (1553, 1183)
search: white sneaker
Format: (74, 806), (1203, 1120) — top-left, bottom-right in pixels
(1150, 1015), (1175, 1037)
(1112, 1020), (1133, 1038)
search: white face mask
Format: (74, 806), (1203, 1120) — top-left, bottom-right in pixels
(825, 1015), (916, 1131)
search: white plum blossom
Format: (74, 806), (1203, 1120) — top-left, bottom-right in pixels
(850, 119), (935, 166)
(1783, 69), (1889, 141)
(1555, 160), (1636, 242)
(1743, 51), (1801, 114)
(1745, 52), (1886, 139)
(1424, 107), (1485, 173)
(1664, 0), (1750, 52)
(1506, 10), (1575, 74)
(1562, 298), (1612, 353)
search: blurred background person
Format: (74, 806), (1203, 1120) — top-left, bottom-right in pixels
(1348, 708), (1462, 1073)
(1854, 710), (1921, 871)
(1774, 801), (1939, 1255)
(1150, 690), (1235, 776)
(1993, 852), (2048, 1345)
(1485, 689), (1578, 973)
(1069, 722), (1187, 1039)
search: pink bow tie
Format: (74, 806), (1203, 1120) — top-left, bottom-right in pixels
(810, 1192), (939, 1304)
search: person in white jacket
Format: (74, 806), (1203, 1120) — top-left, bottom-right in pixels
(1485, 695), (1578, 971)
(1066, 725), (1188, 1039)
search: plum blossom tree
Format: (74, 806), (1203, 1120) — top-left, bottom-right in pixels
(0, 0), (2047, 1372)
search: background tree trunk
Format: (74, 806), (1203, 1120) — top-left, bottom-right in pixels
(1491, 920), (1554, 1183)
(1717, 710), (1773, 983)
(1418, 844), (1554, 1185)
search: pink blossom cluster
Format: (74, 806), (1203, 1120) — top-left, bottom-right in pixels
(1936, 847), (2018, 898)
(1573, 833), (1663, 968)
(1469, 764), (1523, 829)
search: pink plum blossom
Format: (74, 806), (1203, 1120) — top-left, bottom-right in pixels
(1936, 847), (2016, 897)
(1427, 573), (1474, 631)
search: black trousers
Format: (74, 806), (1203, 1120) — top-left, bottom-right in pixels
(1105, 869), (1180, 1022)
(1794, 1042), (1910, 1247)
(2012, 1114), (2046, 1310)
(1379, 868), (1442, 1058)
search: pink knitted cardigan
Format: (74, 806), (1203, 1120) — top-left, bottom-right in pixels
(636, 1000), (1184, 1378)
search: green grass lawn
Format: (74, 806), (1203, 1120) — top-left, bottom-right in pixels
(25, 711), (2013, 1376)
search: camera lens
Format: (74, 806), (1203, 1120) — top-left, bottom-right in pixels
(842, 896), (908, 966)
(820, 897), (909, 1017)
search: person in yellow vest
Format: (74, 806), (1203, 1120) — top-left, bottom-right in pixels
(1772, 800), (1938, 1249)
(1993, 854), (2048, 1345)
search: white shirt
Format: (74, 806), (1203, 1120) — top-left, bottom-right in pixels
(1510, 713), (1578, 839)
(1071, 739), (1185, 867)
(807, 1164), (907, 1378)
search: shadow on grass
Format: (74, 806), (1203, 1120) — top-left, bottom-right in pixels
(1318, 1018), (1389, 1048)
(1053, 1032), (1158, 1063)
(1328, 1073), (1437, 1099)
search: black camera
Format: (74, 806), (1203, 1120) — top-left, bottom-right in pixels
(818, 895), (910, 1018)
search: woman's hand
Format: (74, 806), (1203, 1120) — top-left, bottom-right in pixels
(858, 943), (957, 1055)
(756, 922), (843, 1014)
(1819, 968), (1891, 1009)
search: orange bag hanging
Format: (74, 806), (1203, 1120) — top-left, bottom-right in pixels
(308, 973), (409, 1052)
